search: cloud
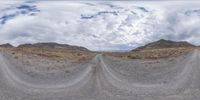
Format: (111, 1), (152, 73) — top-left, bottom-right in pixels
(0, 1), (200, 51)
(0, 1), (39, 26)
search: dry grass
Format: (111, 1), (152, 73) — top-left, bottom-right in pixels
(105, 47), (194, 59)
(0, 47), (196, 61)
(0, 48), (96, 63)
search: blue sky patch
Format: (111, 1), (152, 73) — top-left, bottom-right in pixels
(0, 4), (40, 25)
(0, 14), (16, 24)
(81, 11), (118, 19)
(185, 9), (200, 16)
(138, 7), (148, 12)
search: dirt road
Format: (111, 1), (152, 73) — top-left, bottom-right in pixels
(0, 50), (200, 100)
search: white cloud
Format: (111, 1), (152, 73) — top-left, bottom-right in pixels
(0, 1), (200, 51)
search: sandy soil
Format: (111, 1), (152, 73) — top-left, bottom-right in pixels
(0, 49), (199, 100)
(106, 47), (194, 59)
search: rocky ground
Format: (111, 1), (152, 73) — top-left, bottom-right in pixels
(0, 47), (96, 63)
(105, 47), (194, 59)
(0, 46), (199, 100)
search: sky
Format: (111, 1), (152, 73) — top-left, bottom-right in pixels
(0, 0), (200, 51)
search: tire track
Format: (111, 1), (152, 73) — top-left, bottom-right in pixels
(0, 50), (199, 99)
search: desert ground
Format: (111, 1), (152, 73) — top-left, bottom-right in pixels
(0, 47), (200, 100)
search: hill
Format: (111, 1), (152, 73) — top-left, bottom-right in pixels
(0, 43), (13, 48)
(133, 39), (195, 51)
(17, 42), (89, 51)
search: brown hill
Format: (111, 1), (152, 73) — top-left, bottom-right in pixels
(133, 39), (195, 51)
(17, 42), (89, 51)
(0, 43), (13, 48)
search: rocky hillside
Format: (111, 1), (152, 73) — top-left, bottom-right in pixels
(17, 42), (89, 51)
(133, 39), (195, 51)
(0, 43), (13, 48)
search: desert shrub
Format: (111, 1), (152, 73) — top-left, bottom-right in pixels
(14, 56), (18, 59)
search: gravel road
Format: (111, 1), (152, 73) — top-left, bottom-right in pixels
(0, 50), (200, 100)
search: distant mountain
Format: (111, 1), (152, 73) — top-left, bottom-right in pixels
(0, 43), (13, 48)
(133, 39), (195, 51)
(17, 42), (89, 51)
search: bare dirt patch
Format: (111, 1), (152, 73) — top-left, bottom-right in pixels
(0, 47), (96, 63)
(105, 47), (194, 59)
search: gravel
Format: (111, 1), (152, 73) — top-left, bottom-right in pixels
(0, 50), (199, 100)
